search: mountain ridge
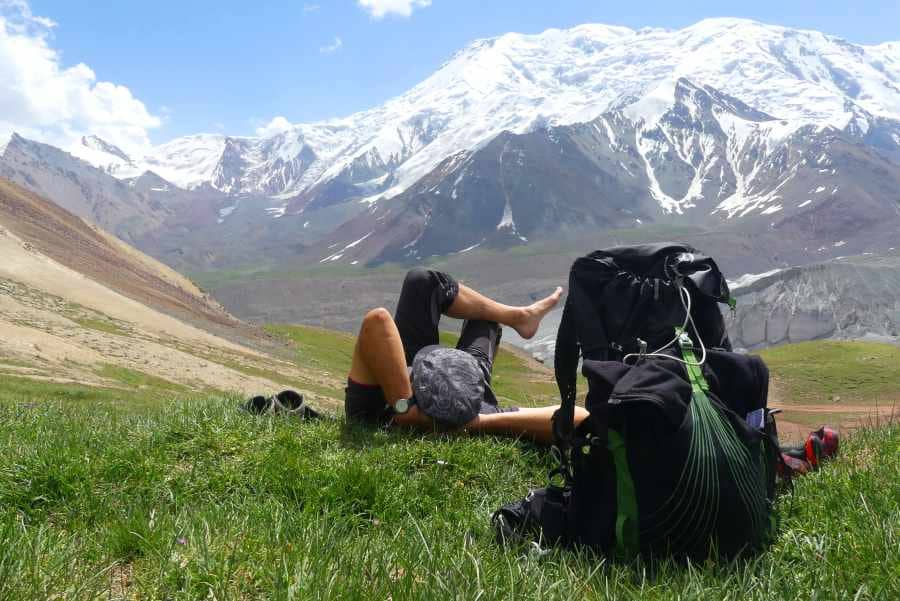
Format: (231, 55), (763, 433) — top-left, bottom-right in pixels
(35, 18), (900, 209)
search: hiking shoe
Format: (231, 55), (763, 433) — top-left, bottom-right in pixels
(242, 390), (323, 420)
(243, 395), (270, 414)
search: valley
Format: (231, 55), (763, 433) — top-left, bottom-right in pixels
(0, 16), (897, 428)
(2, 19), (899, 352)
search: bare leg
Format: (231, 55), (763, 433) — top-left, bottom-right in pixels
(348, 308), (431, 428)
(463, 406), (590, 445)
(446, 284), (563, 340)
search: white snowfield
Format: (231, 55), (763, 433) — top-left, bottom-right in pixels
(727, 268), (785, 291)
(64, 18), (899, 208)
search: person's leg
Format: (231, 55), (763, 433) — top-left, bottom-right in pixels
(347, 307), (431, 428)
(455, 319), (502, 382)
(453, 314), (581, 445)
(394, 268), (459, 365)
(463, 406), (590, 445)
(446, 284), (563, 340)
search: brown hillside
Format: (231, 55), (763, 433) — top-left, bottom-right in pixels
(0, 177), (236, 329)
(0, 177), (342, 403)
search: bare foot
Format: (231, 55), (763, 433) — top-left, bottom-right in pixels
(513, 287), (563, 340)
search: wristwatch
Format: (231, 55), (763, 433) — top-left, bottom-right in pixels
(393, 398), (414, 414)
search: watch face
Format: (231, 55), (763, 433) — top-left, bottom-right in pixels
(394, 398), (409, 414)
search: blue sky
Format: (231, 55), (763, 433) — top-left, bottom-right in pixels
(8, 0), (900, 145)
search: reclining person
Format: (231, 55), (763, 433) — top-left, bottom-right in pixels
(345, 268), (588, 443)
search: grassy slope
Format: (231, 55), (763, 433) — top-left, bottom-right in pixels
(0, 399), (897, 600)
(759, 340), (900, 405)
(1, 333), (899, 598)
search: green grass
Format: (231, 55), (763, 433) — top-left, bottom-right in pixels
(0, 398), (897, 600)
(0, 374), (190, 410)
(73, 317), (130, 336)
(759, 341), (900, 404)
(265, 324), (356, 377)
(189, 262), (408, 291)
(95, 364), (190, 394)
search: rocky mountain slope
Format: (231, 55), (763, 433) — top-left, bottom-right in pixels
(0, 134), (170, 242)
(728, 252), (900, 350)
(315, 78), (900, 264)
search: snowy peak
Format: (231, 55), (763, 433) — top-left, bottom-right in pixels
(318, 67), (900, 266)
(67, 134), (143, 178)
(674, 79), (777, 123)
(142, 134), (228, 189)
(81, 135), (131, 163)
(56, 19), (900, 210)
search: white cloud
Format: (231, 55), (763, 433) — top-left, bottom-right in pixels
(357, 0), (431, 19)
(0, 1), (159, 154)
(319, 35), (343, 54)
(255, 116), (292, 137)
(1, 0), (56, 31)
(302, 3), (320, 13)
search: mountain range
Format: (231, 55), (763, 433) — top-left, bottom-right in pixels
(1, 18), (898, 347)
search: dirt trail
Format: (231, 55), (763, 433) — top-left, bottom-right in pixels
(769, 376), (898, 441)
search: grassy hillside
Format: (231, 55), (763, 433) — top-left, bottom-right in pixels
(1, 331), (898, 598)
(760, 340), (900, 405)
(0, 397), (897, 600)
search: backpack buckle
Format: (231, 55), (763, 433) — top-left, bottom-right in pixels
(675, 327), (693, 350)
(637, 338), (648, 357)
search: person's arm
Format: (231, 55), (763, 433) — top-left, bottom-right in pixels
(463, 405), (589, 445)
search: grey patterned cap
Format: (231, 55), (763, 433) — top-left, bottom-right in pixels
(411, 346), (487, 426)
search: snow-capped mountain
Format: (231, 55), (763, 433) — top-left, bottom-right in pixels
(72, 18), (900, 210)
(3, 18), (899, 274)
(308, 76), (900, 264)
(0, 134), (170, 241)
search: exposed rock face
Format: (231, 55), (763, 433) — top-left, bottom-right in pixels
(0, 134), (169, 242)
(728, 254), (900, 350)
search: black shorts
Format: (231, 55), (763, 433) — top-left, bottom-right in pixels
(344, 378), (519, 426)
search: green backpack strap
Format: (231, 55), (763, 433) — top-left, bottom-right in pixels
(675, 327), (710, 394)
(607, 429), (639, 559)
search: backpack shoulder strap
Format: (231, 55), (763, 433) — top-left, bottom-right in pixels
(552, 274), (580, 448)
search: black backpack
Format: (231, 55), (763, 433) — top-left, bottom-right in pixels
(494, 244), (780, 559)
